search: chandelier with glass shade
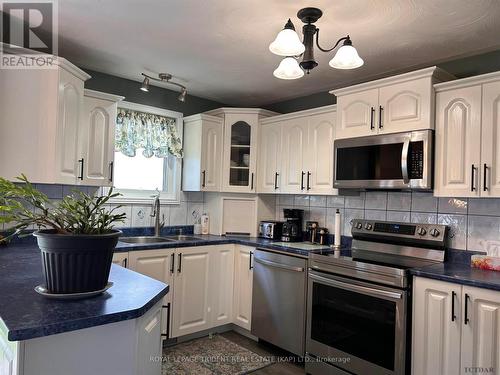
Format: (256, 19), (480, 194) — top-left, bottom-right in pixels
(270, 7), (364, 80)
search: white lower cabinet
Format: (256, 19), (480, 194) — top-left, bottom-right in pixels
(412, 277), (500, 375)
(128, 249), (175, 338)
(171, 246), (212, 337)
(210, 245), (235, 327)
(112, 252), (128, 268)
(232, 246), (254, 330)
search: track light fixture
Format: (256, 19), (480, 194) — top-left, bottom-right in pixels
(270, 7), (364, 80)
(139, 72), (188, 102)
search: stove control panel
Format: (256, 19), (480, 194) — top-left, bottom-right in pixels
(351, 219), (448, 243)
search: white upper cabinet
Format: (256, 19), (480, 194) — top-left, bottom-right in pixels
(0, 58), (91, 183)
(378, 77), (433, 134)
(434, 86), (482, 197)
(481, 80), (500, 196)
(434, 72), (500, 197)
(307, 111), (336, 194)
(81, 90), (123, 187)
(280, 118), (308, 193)
(205, 108), (275, 193)
(257, 123), (282, 193)
(260, 105), (338, 195)
(332, 67), (454, 139)
(182, 114), (223, 192)
(336, 88), (378, 139)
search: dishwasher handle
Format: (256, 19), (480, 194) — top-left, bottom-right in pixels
(254, 256), (304, 272)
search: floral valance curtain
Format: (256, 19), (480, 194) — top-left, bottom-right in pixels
(115, 108), (183, 158)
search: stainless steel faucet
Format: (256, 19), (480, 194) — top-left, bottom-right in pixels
(151, 192), (163, 236)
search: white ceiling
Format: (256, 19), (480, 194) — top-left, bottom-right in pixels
(55, 0), (500, 106)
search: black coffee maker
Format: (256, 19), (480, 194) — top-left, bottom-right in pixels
(281, 209), (304, 242)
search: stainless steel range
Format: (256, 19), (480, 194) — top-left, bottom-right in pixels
(305, 219), (449, 375)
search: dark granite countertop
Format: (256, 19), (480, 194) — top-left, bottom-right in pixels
(114, 234), (334, 257)
(410, 262), (500, 291)
(0, 244), (169, 342)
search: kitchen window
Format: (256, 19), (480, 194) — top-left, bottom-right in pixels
(106, 101), (183, 204)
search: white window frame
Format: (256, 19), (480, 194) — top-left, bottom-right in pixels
(105, 101), (183, 205)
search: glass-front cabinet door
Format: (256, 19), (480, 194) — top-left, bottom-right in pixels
(222, 112), (259, 192)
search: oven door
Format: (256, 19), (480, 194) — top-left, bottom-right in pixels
(333, 130), (432, 190)
(306, 270), (407, 375)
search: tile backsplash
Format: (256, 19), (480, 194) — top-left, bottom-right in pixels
(275, 191), (500, 253)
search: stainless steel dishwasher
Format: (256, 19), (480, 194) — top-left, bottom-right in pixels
(251, 248), (307, 356)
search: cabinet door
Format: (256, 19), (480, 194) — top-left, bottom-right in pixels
(201, 119), (223, 192)
(112, 252), (128, 268)
(233, 246), (253, 331)
(55, 68), (85, 184)
(336, 89), (379, 139)
(210, 245), (234, 327)
(481, 81), (500, 197)
(434, 86), (482, 197)
(81, 96), (117, 186)
(171, 247), (211, 337)
(222, 114), (258, 193)
(258, 123), (282, 193)
(378, 77), (432, 134)
(307, 112), (337, 195)
(412, 277), (461, 375)
(136, 302), (162, 375)
(280, 119), (308, 193)
(460, 286), (500, 375)
(128, 249), (175, 337)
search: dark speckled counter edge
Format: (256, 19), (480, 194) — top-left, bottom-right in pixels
(7, 285), (169, 341)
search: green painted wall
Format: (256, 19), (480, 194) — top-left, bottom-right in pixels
(264, 49), (500, 113)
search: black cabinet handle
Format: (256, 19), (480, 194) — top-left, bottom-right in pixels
(202, 170), (206, 188)
(307, 172), (311, 190)
(177, 253), (182, 273)
(123, 258), (127, 268)
(249, 251), (253, 270)
(370, 107), (375, 130)
(379, 106), (383, 129)
(484, 164), (488, 191)
(108, 161), (114, 182)
(301, 171), (305, 190)
(471, 164), (476, 192)
(251, 173), (254, 190)
(170, 253), (175, 274)
(161, 303), (171, 338)
(274, 172), (279, 190)
(464, 293), (470, 325)
(78, 158), (84, 180)
(451, 291), (456, 322)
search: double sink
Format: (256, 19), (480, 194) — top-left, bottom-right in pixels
(119, 235), (204, 244)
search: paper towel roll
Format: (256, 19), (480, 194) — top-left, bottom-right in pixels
(334, 209), (341, 247)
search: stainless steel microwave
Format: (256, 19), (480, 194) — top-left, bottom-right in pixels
(333, 130), (433, 190)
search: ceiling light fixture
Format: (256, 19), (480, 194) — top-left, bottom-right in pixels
(139, 72), (188, 102)
(269, 7), (364, 80)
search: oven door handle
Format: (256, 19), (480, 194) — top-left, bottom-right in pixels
(401, 137), (410, 185)
(309, 272), (403, 300)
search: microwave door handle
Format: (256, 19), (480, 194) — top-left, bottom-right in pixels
(401, 137), (410, 184)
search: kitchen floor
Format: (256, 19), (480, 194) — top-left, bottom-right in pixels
(220, 331), (304, 375)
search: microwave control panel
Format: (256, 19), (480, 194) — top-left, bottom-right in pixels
(408, 141), (424, 179)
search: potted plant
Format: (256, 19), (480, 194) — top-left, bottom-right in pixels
(0, 175), (126, 294)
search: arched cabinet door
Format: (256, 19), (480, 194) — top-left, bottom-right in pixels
(222, 113), (259, 193)
(257, 123), (281, 193)
(336, 89), (378, 139)
(280, 119), (307, 193)
(378, 78), (432, 134)
(481, 81), (500, 197)
(434, 86), (482, 197)
(56, 69), (83, 184)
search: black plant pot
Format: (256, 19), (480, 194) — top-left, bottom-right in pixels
(34, 229), (121, 294)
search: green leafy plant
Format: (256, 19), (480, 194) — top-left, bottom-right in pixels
(0, 174), (126, 239)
